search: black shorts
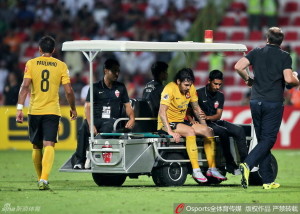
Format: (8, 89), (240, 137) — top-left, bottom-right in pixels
(160, 121), (192, 131)
(28, 114), (60, 147)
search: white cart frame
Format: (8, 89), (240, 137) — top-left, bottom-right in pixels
(62, 40), (247, 143)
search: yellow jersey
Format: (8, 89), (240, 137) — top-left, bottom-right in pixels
(24, 56), (71, 116)
(158, 82), (198, 129)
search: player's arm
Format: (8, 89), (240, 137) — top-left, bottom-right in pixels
(234, 57), (253, 87)
(186, 107), (198, 124)
(17, 78), (31, 106)
(124, 102), (135, 129)
(63, 83), (77, 120)
(16, 78), (31, 123)
(190, 101), (206, 125)
(206, 108), (223, 121)
(283, 69), (299, 87)
(84, 102), (97, 135)
(158, 104), (181, 143)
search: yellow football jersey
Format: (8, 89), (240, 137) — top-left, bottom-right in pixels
(24, 56), (70, 116)
(157, 82), (198, 130)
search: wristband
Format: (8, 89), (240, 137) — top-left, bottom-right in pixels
(17, 104), (23, 110)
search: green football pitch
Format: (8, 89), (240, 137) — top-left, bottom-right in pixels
(0, 150), (299, 214)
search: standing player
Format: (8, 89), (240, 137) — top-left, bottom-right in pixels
(16, 35), (77, 190)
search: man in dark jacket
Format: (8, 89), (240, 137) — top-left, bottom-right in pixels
(142, 61), (168, 116)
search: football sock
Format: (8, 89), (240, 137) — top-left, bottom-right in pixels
(186, 136), (199, 169)
(203, 137), (216, 168)
(32, 149), (42, 180)
(40, 146), (55, 181)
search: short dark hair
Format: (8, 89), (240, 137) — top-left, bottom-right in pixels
(151, 61), (168, 80)
(173, 68), (195, 83)
(266, 27), (284, 46)
(104, 58), (120, 70)
(39, 35), (55, 53)
(209, 69), (223, 81)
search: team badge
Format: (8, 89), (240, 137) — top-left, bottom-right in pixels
(115, 90), (120, 97)
(185, 92), (190, 99)
(214, 101), (219, 109)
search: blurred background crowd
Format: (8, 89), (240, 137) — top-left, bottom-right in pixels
(0, 0), (299, 107)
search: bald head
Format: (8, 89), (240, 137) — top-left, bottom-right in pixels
(266, 27), (284, 46)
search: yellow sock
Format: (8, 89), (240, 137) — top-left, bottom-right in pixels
(186, 136), (200, 169)
(40, 146), (55, 181)
(32, 149), (42, 181)
(203, 137), (216, 168)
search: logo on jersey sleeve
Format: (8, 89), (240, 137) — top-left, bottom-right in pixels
(214, 101), (219, 109)
(115, 90), (120, 98)
(163, 94), (169, 100)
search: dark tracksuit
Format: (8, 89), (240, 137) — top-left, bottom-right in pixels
(244, 44), (291, 183)
(74, 80), (130, 165)
(197, 86), (248, 171)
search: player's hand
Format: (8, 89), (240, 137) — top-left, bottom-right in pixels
(245, 77), (254, 87)
(200, 110), (207, 120)
(16, 110), (24, 123)
(190, 120), (199, 125)
(125, 118), (135, 129)
(169, 131), (181, 143)
(70, 109), (77, 120)
(293, 71), (298, 77)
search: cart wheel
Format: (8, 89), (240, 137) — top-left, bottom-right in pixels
(152, 153), (188, 187)
(249, 153), (278, 186)
(92, 173), (127, 186)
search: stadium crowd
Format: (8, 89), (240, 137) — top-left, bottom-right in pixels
(0, 0), (210, 105)
(0, 0), (299, 106)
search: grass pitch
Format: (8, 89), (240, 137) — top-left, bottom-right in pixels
(0, 150), (299, 214)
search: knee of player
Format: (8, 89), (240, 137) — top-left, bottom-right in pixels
(206, 126), (214, 136)
(187, 128), (196, 136)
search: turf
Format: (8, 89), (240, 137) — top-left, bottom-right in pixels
(0, 150), (299, 214)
